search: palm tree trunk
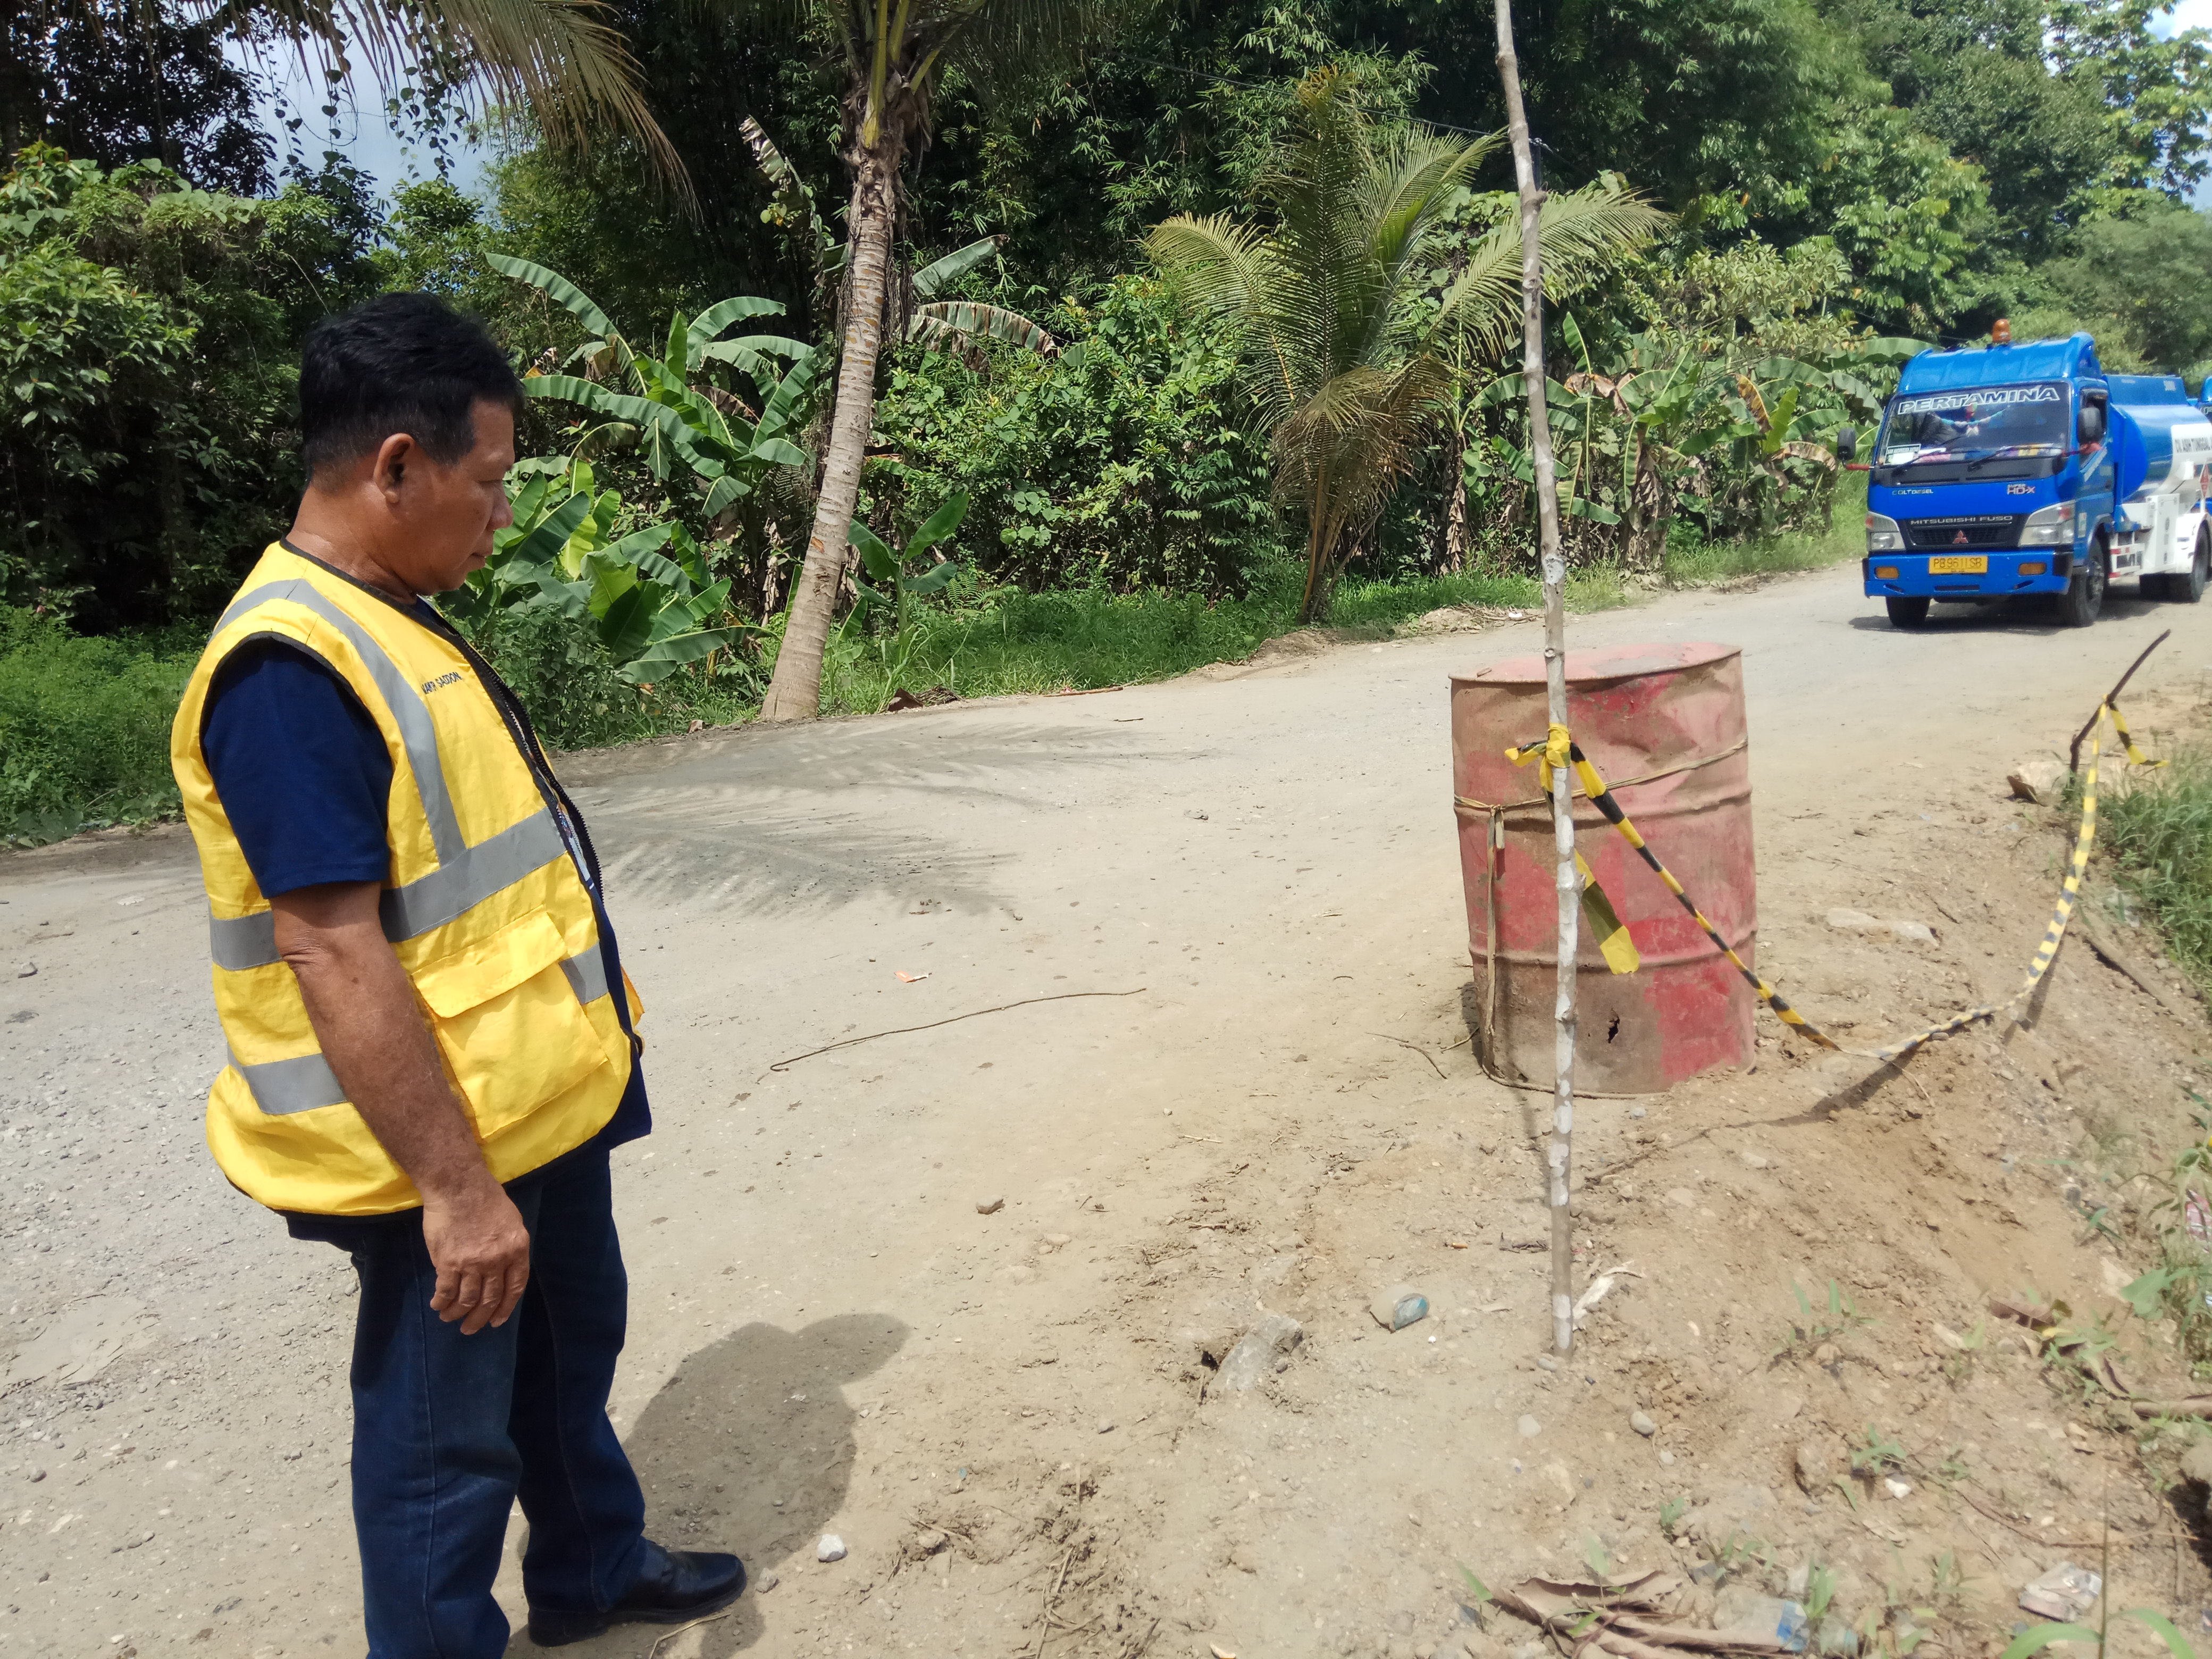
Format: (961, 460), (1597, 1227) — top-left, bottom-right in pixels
(760, 132), (902, 723)
(1442, 427), (1468, 573)
(1296, 463), (1333, 623)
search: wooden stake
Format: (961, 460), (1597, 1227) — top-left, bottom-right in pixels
(1493, 0), (1578, 1356)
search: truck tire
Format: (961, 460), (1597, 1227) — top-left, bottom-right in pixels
(2174, 527), (2210, 603)
(1886, 596), (1931, 629)
(2057, 541), (2107, 627)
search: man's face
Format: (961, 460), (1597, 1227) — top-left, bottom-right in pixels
(385, 400), (517, 593)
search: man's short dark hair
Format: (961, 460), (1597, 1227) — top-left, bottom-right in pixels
(299, 292), (524, 479)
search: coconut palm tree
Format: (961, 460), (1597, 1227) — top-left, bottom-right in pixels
(4, 0), (677, 185)
(1146, 65), (1666, 622)
(755, 0), (1117, 724)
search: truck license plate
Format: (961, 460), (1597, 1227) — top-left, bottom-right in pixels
(1928, 555), (1988, 574)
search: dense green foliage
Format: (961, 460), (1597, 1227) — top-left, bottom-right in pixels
(0, 607), (190, 843)
(872, 275), (1276, 598)
(7, 0), (2212, 825)
(0, 144), (378, 629)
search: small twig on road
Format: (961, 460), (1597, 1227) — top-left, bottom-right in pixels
(1030, 1546), (1076, 1657)
(1367, 1031), (1446, 1079)
(764, 989), (1148, 1075)
(648, 1606), (736, 1657)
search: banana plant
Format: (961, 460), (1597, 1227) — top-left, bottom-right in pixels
(739, 118), (1056, 358)
(448, 459), (759, 685)
(847, 492), (971, 634)
(491, 254), (820, 520)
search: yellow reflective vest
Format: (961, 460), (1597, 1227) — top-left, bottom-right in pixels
(171, 542), (640, 1217)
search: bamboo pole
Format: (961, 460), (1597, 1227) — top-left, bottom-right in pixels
(1493, 0), (1579, 1356)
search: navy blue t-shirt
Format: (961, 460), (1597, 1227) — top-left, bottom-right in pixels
(201, 614), (649, 1234)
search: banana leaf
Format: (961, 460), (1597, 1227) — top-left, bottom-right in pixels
(500, 490), (594, 572)
(487, 254), (615, 342)
(699, 473), (751, 520)
(908, 490), (971, 554)
(912, 236), (1003, 298)
(759, 349), (823, 440)
(617, 624), (757, 684)
(909, 301), (1058, 357)
(905, 560), (960, 596)
(687, 297), (788, 355)
(699, 334), (812, 380)
(594, 582), (658, 659)
(849, 519), (900, 583)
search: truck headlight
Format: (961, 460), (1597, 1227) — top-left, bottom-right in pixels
(2018, 503), (2074, 546)
(1866, 512), (1904, 552)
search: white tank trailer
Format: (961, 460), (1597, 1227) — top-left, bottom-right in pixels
(2107, 373), (2212, 596)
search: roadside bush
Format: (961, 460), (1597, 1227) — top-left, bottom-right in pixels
(2101, 746), (2212, 986)
(0, 606), (191, 843)
(871, 274), (1285, 599)
(466, 604), (762, 753)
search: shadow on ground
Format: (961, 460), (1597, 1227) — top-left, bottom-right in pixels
(524, 1313), (908, 1656)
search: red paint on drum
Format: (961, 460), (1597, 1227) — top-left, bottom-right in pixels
(1450, 642), (1755, 1094)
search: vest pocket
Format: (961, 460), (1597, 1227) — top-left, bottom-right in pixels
(412, 909), (609, 1139)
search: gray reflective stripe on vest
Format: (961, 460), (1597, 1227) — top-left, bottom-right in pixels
(210, 909), (279, 971)
(234, 943), (609, 1115)
(558, 941), (610, 1005)
(206, 578), (569, 971)
(206, 810), (568, 970)
(214, 578), (465, 864)
(232, 1049), (348, 1116)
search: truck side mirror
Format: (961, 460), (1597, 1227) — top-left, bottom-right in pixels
(1834, 426), (1858, 463)
(2080, 401), (2106, 446)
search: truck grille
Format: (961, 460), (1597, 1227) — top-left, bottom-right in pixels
(1901, 514), (2024, 550)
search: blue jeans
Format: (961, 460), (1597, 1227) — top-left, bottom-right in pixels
(335, 1144), (647, 1658)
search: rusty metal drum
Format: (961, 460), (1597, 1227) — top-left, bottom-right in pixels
(1451, 642), (1755, 1094)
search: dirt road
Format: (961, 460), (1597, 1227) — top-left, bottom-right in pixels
(6, 568), (2212, 1659)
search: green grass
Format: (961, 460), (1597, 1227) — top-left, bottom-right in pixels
(0, 607), (193, 845)
(1662, 474), (1869, 586)
(812, 559), (1637, 715)
(2100, 744), (2212, 988)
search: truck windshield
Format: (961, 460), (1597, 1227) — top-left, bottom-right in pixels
(1877, 382), (2072, 465)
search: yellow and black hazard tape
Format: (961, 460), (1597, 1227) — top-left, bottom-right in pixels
(1506, 724), (1840, 1051)
(1503, 697), (2165, 1067)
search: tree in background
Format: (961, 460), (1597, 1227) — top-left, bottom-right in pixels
(754, 0), (1125, 724)
(4, 0), (685, 194)
(1147, 66), (1662, 621)
(0, 145), (377, 627)
(5, 0), (272, 190)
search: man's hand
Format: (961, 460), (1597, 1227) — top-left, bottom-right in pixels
(423, 1180), (531, 1334)
(273, 881), (532, 1335)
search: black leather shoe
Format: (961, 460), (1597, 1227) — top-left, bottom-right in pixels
(526, 1539), (746, 1646)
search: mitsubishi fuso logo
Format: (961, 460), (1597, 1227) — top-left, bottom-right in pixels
(1953, 531), (1971, 546)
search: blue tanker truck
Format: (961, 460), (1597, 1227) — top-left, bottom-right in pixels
(1848, 329), (2212, 628)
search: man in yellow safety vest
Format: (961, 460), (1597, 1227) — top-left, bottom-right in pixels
(170, 293), (743, 1656)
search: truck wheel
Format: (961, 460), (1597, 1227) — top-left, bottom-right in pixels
(2057, 542), (2107, 627)
(1886, 596), (1931, 629)
(2177, 529), (2210, 603)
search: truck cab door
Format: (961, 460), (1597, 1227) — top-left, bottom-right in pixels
(2076, 391), (2113, 550)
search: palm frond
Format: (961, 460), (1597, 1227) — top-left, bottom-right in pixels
(1432, 180), (1667, 363)
(247, 0), (688, 198)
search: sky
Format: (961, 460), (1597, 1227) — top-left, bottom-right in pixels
(233, 41), (491, 199)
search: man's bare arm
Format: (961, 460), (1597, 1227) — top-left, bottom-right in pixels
(272, 881), (528, 1334)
